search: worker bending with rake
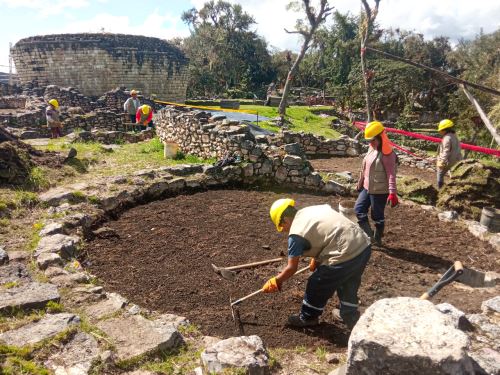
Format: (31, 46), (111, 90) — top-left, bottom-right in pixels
(263, 199), (371, 329)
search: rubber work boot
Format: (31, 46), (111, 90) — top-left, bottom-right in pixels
(373, 226), (384, 246)
(358, 221), (373, 238)
(287, 314), (319, 327)
(332, 309), (359, 330)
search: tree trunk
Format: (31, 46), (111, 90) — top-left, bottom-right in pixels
(278, 35), (312, 120)
(460, 84), (500, 146)
(360, 41), (372, 122)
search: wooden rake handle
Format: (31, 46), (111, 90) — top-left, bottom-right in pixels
(420, 261), (464, 300)
(231, 265), (310, 307)
(225, 257), (284, 271)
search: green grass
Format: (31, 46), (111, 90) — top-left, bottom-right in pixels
(1, 356), (50, 375)
(27, 167), (50, 191)
(140, 346), (203, 374)
(34, 137), (214, 185)
(14, 191), (39, 207)
(45, 301), (64, 313)
(2, 281), (19, 289)
(315, 346), (328, 361)
(27, 221), (43, 253)
(241, 105), (340, 139)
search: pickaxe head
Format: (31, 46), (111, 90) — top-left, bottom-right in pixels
(211, 263), (236, 281)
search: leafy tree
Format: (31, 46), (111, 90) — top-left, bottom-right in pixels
(446, 29), (500, 147)
(182, 0), (275, 98)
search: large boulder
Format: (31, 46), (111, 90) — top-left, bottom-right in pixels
(346, 297), (474, 375)
(201, 335), (270, 375)
(437, 160), (500, 220)
(397, 176), (438, 205)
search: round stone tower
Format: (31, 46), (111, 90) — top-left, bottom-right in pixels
(11, 33), (189, 102)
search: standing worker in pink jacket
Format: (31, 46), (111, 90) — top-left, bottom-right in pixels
(355, 121), (398, 246)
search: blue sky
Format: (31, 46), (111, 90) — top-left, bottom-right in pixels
(1, 0), (499, 73)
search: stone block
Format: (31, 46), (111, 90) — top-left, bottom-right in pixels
(36, 253), (63, 270)
(0, 247), (8, 265)
(96, 314), (183, 361)
(0, 313), (79, 346)
(201, 336), (269, 375)
(44, 332), (100, 375)
(0, 282), (60, 313)
(35, 234), (80, 258)
(283, 155), (304, 168)
(346, 297), (474, 375)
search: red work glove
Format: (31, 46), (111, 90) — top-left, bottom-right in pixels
(387, 193), (399, 208)
(262, 277), (280, 293)
(309, 258), (317, 272)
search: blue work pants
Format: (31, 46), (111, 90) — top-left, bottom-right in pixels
(354, 188), (388, 231)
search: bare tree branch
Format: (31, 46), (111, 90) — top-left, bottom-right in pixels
(284, 28), (308, 36)
(278, 0), (333, 120)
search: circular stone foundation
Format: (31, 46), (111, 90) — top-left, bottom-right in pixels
(83, 189), (497, 349)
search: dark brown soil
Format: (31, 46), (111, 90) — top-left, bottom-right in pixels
(84, 189), (497, 349)
(311, 156), (436, 185)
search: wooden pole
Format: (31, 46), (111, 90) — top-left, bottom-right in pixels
(460, 84), (500, 146)
(365, 46), (500, 97)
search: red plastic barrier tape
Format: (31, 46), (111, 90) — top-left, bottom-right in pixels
(353, 121), (500, 157)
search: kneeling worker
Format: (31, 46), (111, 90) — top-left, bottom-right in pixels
(136, 104), (153, 130)
(263, 199), (371, 329)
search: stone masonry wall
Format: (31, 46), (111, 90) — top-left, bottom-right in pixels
(0, 82), (22, 96)
(155, 108), (351, 193)
(0, 86), (148, 139)
(270, 131), (361, 157)
(0, 96), (26, 109)
(12, 34), (189, 102)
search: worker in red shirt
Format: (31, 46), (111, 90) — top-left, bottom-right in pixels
(136, 105), (153, 131)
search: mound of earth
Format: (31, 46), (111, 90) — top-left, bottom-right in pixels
(0, 126), (64, 185)
(397, 176), (438, 205)
(437, 160), (500, 219)
(83, 189), (496, 350)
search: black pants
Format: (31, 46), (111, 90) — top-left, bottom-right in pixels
(301, 246), (371, 322)
(129, 114), (136, 123)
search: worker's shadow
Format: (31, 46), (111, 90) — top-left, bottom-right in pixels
(375, 244), (451, 272)
(285, 322), (350, 347)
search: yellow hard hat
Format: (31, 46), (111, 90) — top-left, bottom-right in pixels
(438, 119), (454, 132)
(364, 121), (384, 140)
(130, 90), (137, 95)
(48, 99), (59, 109)
(270, 198), (295, 232)
(141, 105), (151, 115)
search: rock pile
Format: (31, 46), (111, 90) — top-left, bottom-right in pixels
(437, 160), (500, 220)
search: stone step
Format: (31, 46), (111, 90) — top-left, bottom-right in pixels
(44, 332), (101, 375)
(96, 314), (183, 362)
(0, 282), (59, 313)
(0, 313), (79, 346)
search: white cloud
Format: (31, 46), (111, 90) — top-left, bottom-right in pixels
(190, 0), (500, 51)
(48, 10), (190, 40)
(0, 0), (90, 17)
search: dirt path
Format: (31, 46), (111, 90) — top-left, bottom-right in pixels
(310, 156), (436, 185)
(84, 189), (496, 350)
